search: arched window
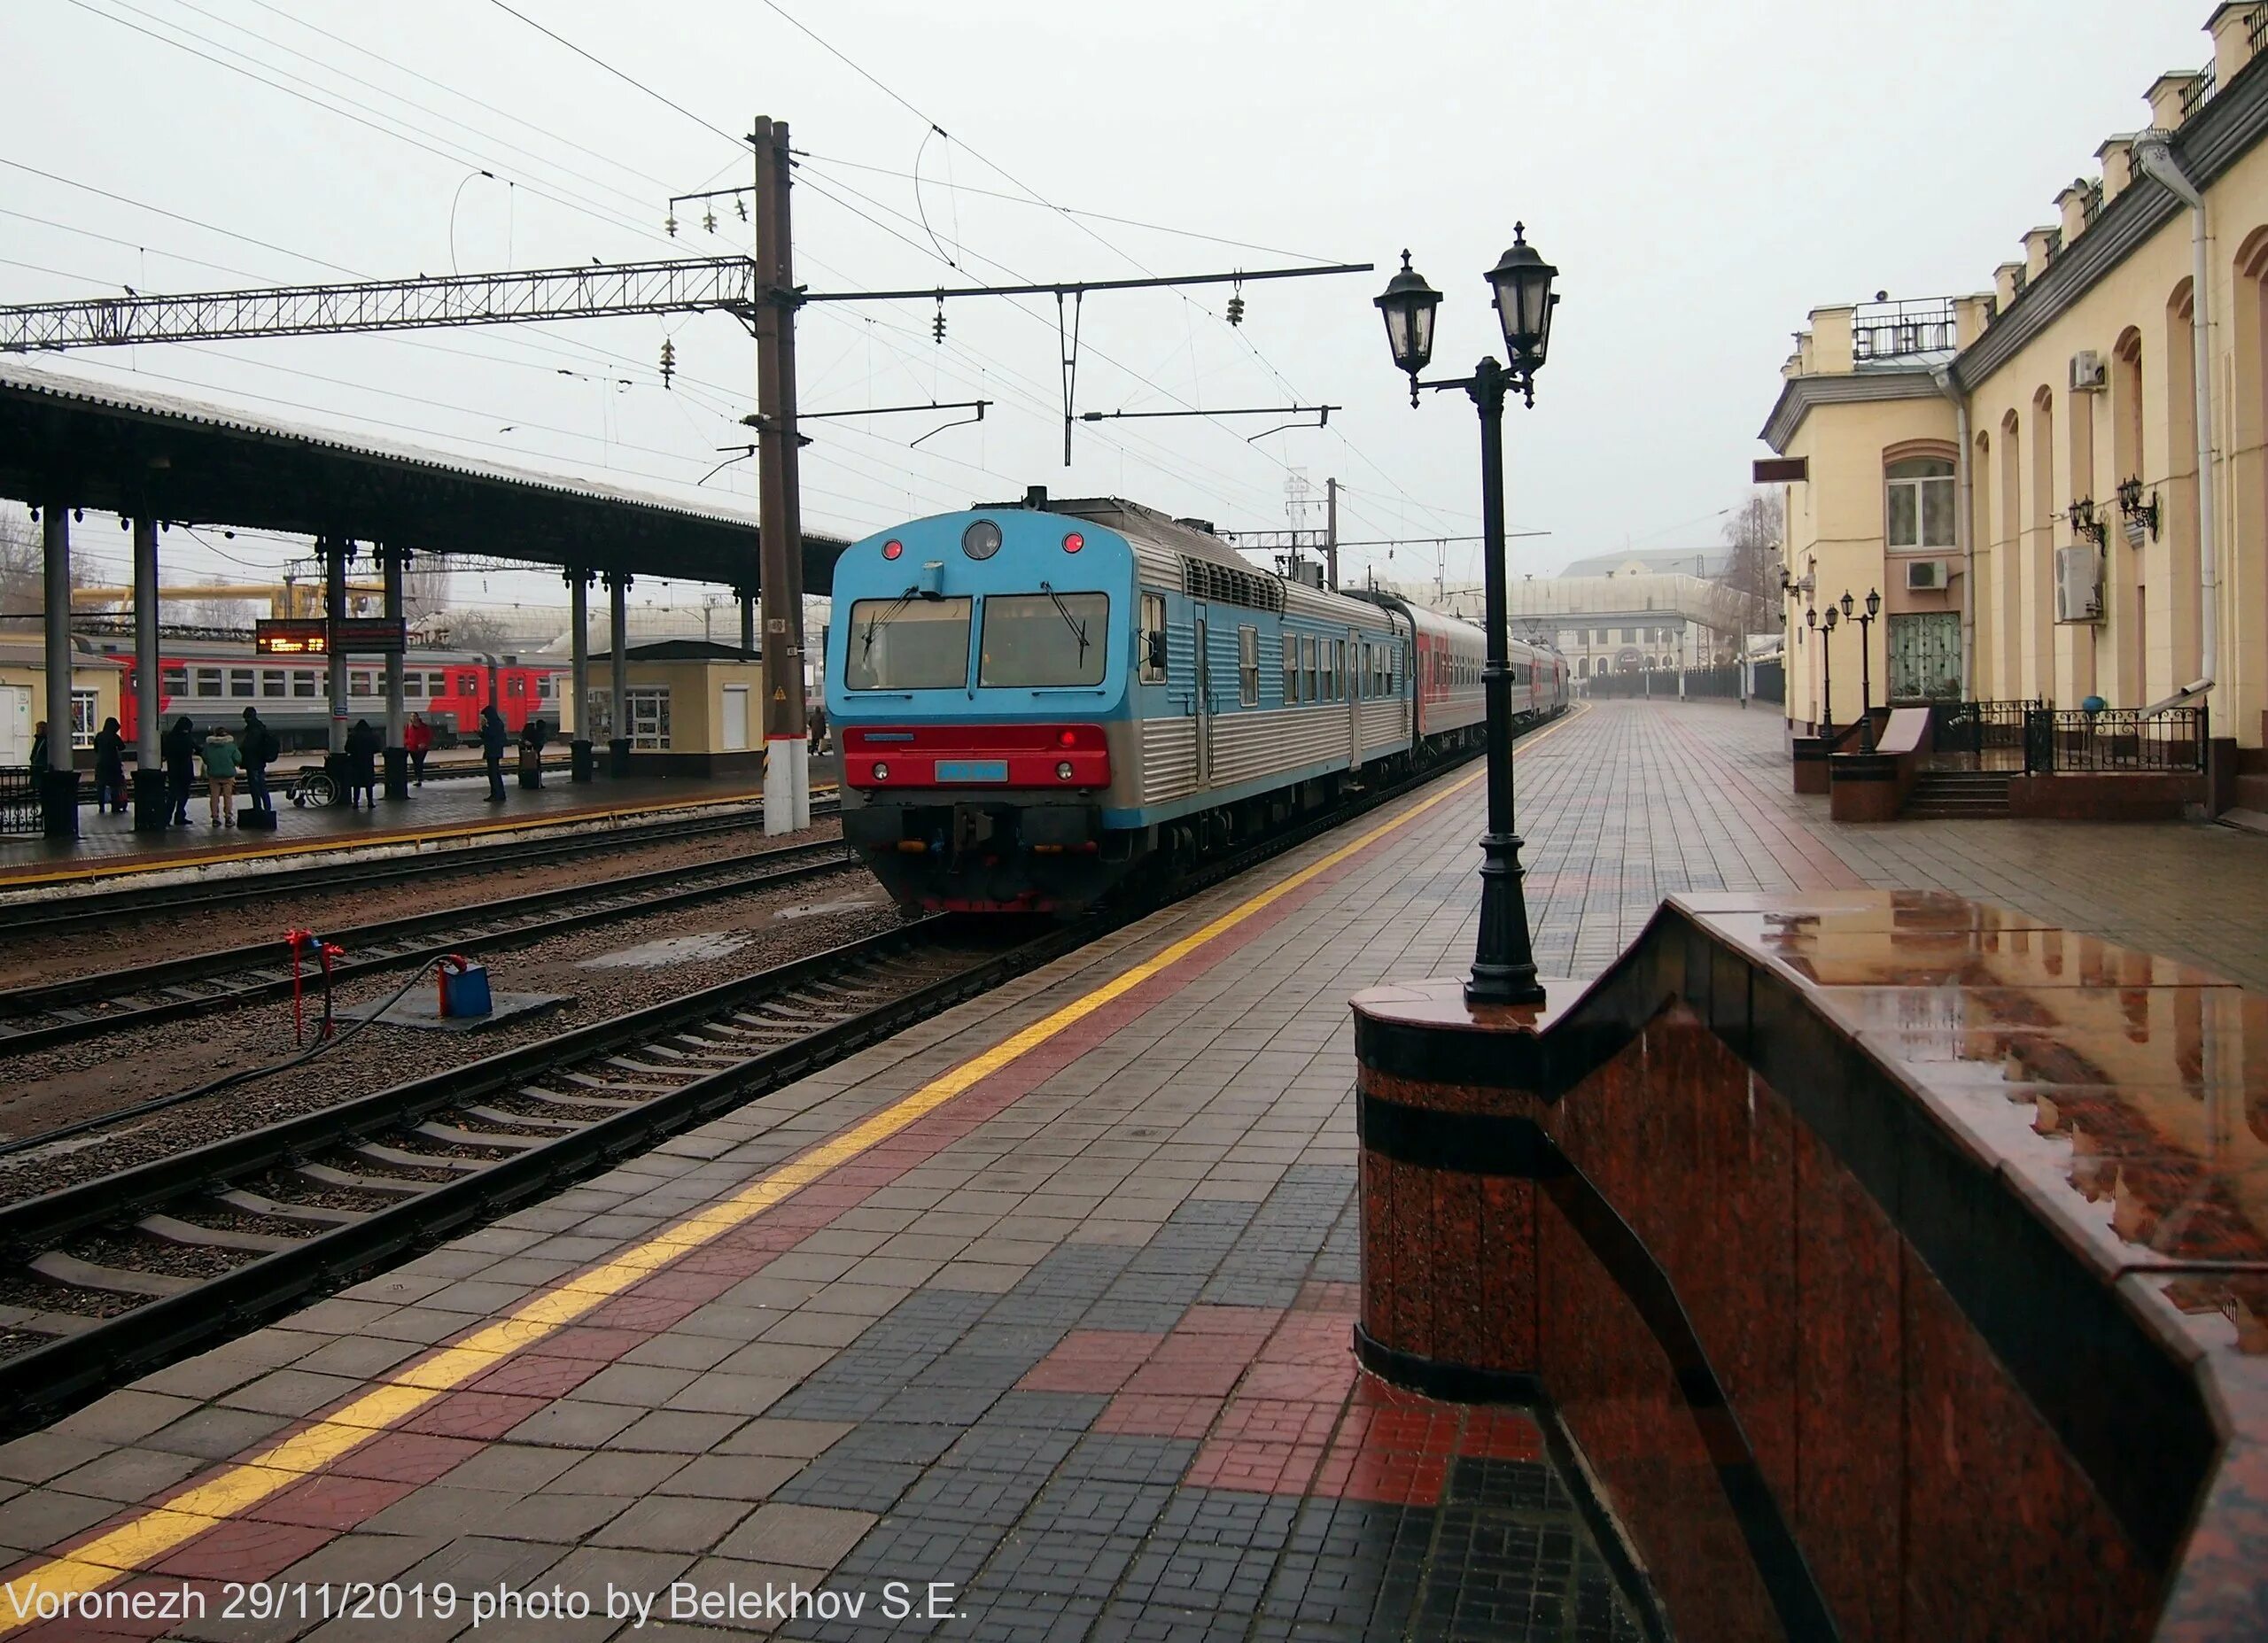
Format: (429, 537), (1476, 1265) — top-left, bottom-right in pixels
(1886, 456), (1956, 551)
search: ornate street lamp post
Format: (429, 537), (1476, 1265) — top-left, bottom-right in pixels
(1844, 588), (1880, 751)
(1821, 602), (1840, 740)
(1375, 229), (1558, 1006)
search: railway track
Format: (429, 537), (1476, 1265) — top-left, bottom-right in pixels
(0, 794), (842, 937)
(0, 734), (1518, 1430)
(0, 837), (860, 1057)
(0, 918), (1053, 1425)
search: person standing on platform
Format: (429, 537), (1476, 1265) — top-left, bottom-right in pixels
(93, 717), (127, 815)
(405, 713), (433, 787)
(200, 725), (240, 826)
(239, 707), (277, 818)
(479, 704), (508, 802)
(346, 719), (382, 810)
(163, 716), (196, 825)
(807, 701), (828, 756)
(27, 721), (47, 779)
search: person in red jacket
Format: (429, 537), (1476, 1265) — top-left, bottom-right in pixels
(405, 713), (434, 787)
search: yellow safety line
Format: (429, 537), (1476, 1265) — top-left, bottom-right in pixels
(0, 784), (841, 891)
(0, 726), (1574, 1609)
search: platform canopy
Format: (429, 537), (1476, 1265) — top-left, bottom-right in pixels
(0, 362), (850, 593)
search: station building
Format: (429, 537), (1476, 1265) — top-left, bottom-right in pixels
(1759, 4), (2268, 756)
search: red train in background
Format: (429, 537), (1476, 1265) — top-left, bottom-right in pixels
(92, 636), (570, 752)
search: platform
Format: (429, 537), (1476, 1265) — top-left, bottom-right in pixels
(0, 701), (2258, 1641)
(0, 754), (843, 895)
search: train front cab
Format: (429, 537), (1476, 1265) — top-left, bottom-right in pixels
(828, 513), (1136, 912)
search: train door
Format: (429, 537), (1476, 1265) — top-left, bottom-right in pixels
(1345, 629), (1362, 771)
(1403, 637), (1418, 742)
(1191, 604), (1213, 788)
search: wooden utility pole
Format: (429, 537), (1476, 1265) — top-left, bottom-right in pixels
(751, 114), (811, 833)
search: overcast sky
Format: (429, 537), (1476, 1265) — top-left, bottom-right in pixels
(0, 0), (2219, 610)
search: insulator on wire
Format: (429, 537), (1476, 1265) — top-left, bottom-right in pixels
(1226, 276), (1245, 326)
(659, 338), (677, 388)
(703, 207), (717, 233)
(735, 193), (749, 221)
(932, 297), (946, 345)
(664, 211), (678, 236)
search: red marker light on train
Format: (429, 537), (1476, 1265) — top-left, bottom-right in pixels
(1061, 532), (1084, 553)
(1056, 729), (1076, 747)
(882, 539), (904, 560)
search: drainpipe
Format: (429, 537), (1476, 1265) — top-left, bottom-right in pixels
(2132, 130), (2218, 713)
(1931, 364), (1973, 697)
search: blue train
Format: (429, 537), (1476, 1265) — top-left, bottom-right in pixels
(824, 493), (1568, 912)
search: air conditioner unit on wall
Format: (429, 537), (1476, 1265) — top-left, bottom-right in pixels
(2070, 350), (2108, 391)
(1904, 559), (1946, 591)
(2054, 545), (2104, 622)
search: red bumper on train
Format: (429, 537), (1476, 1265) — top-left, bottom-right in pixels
(842, 724), (1110, 790)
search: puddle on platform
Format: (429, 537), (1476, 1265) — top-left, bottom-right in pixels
(581, 932), (750, 970)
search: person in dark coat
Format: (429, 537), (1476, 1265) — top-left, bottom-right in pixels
(479, 705), (508, 802)
(239, 707), (277, 816)
(517, 716), (550, 790)
(346, 719), (382, 810)
(162, 716), (197, 825)
(27, 721), (47, 777)
(92, 717), (127, 814)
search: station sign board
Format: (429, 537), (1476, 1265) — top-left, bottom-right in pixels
(333, 616), (409, 655)
(254, 618), (329, 656)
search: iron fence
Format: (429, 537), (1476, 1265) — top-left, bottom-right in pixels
(1932, 701), (2039, 771)
(0, 769), (38, 835)
(2027, 706), (2207, 773)
(1580, 663), (1783, 704)
(1852, 298), (1958, 361)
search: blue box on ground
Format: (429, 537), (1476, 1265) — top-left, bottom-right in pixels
(439, 961), (492, 1019)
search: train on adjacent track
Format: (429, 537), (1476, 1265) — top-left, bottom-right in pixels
(85, 635), (570, 751)
(825, 493), (1568, 912)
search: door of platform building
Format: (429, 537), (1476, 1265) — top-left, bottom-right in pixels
(721, 686), (750, 753)
(0, 686), (26, 764)
(1888, 611), (1961, 701)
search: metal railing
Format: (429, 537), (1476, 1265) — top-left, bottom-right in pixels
(0, 769), (37, 835)
(1851, 298), (1959, 361)
(2181, 65), (2218, 120)
(1932, 701), (2040, 771)
(2251, 4), (2268, 57)
(2027, 706), (2207, 773)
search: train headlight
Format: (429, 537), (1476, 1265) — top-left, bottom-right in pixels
(961, 518), (1002, 560)
(1056, 761), (1074, 780)
(872, 762), (889, 781)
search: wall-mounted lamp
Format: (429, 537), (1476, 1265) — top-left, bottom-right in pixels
(2067, 496), (2109, 549)
(2115, 476), (2160, 546)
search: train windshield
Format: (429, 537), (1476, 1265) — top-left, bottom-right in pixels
(846, 596), (971, 691)
(979, 590), (1109, 687)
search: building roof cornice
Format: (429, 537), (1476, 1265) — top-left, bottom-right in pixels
(1758, 368), (1945, 453)
(1957, 43), (2268, 389)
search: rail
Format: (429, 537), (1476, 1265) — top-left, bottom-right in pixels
(2027, 706), (2207, 773)
(1932, 700), (2041, 771)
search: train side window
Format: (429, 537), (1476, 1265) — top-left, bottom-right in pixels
(1138, 593), (1167, 684)
(428, 671), (448, 696)
(1281, 634), (1295, 704)
(260, 670), (287, 698)
(1301, 637), (1317, 703)
(292, 671), (317, 698)
(404, 673), (424, 699)
(229, 668), (255, 697)
(351, 669), (375, 696)
(161, 666), (186, 700)
(536, 674), (555, 701)
(1237, 625), (1258, 707)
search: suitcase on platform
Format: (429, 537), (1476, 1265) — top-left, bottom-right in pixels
(237, 807), (278, 830)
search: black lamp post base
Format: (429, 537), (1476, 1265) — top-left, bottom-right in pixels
(1466, 832), (1547, 1008)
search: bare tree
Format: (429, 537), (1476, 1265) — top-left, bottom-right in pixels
(1718, 490), (1784, 627)
(441, 608), (509, 651)
(402, 559), (451, 624)
(0, 508), (39, 619)
(172, 577), (262, 631)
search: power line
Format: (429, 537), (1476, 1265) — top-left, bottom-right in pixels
(482, 0), (747, 152)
